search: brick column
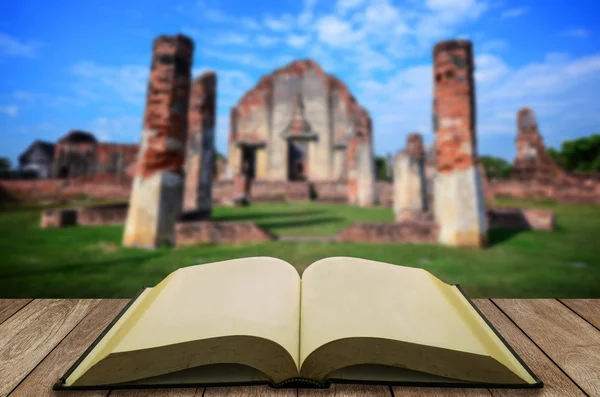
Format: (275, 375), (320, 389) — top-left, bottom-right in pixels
(432, 40), (487, 247)
(123, 34), (194, 248)
(394, 133), (427, 221)
(183, 71), (217, 219)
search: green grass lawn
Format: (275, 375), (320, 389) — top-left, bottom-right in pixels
(1, 198), (599, 298)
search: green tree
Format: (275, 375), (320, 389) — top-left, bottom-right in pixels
(479, 155), (512, 180)
(559, 134), (600, 172)
(374, 156), (388, 181)
(546, 147), (564, 168)
(0, 157), (11, 171)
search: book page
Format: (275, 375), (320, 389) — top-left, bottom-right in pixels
(115, 257), (301, 365)
(300, 257), (488, 364)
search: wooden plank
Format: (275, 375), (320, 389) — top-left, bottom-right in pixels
(475, 299), (586, 397)
(8, 299), (129, 397)
(108, 389), (199, 396)
(0, 300), (32, 325)
(299, 384), (391, 397)
(559, 299), (600, 330)
(493, 299), (600, 397)
(205, 385), (295, 397)
(393, 389), (490, 397)
(0, 299), (100, 397)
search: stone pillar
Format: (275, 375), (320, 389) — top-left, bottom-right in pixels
(356, 140), (376, 207)
(432, 40), (487, 248)
(123, 34), (193, 249)
(346, 135), (358, 204)
(394, 133), (427, 222)
(183, 71), (217, 219)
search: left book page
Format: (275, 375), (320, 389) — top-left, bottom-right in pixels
(64, 257), (302, 387)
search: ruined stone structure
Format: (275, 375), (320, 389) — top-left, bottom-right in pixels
(50, 131), (138, 179)
(183, 71), (217, 219)
(512, 108), (567, 183)
(228, 59), (375, 206)
(394, 133), (428, 221)
(123, 34), (194, 249)
(433, 40), (488, 247)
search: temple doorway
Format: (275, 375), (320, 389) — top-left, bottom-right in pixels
(241, 146), (256, 180)
(288, 140), (308, 181)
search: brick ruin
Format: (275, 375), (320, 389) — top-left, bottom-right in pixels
(53, 131), (138, 179)
(432, 40), (488, 247)
(227, 59), (376, 207)
(512, 107), (567, 183)
(484, 107), (600, 204)
(22, 36), (579, 247)
(182, 71), (217, 219)
(123, 34), (194, 248)
(394, 133), (428, 222)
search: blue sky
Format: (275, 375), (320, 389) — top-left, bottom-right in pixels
(1, 0), (599, 166)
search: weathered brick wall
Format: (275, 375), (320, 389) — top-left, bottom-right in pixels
(212, 180), (235, 204)
(487, 208), (555, 231)
(311, 180), (348, 203)
(40, 209), (77, 228)
(77, 203), (129, 225)
(95, 143), (138, 176)
(175, 221), (275, 245)
(183, 71), (217, 216)
(249, 180), (311, 201)
(487, 180), (600, 204)
(0, 177), (132, 203)
(376, 181), (393, 207)
(337, 221), (438, 244)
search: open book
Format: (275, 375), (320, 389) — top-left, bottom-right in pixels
(55, 257), (542, 390)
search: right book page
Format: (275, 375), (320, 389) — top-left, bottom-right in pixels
(298, 257), (536, 385)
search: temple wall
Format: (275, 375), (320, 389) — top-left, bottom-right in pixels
(302, 69), (331, 180)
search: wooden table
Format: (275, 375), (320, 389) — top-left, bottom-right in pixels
(0, 299), (599, 397)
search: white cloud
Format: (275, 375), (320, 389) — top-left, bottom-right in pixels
(264, 14), (294, 31)
(69, 61), (148, 105)
(337, 0), (365, 14)
(475, 54), (509, 84)
(298, 0), (318, 25)
(184, 2), (260, 29)
(201, 48), (286, 69)
(256, 35), (279, 47)
(558, 28), (590, 38)
(0, 105), (19, 117)
(500, 7), (529, 19)
(315, 15), (364, 48)
(481, 39), (509, 52)
(88, 116), (141, 142)
(286, 34), (310, 48)
(213, 32), (249, 45)
(0, 33), (41, 58)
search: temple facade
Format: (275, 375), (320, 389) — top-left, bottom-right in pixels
(227, 59), (373, 183)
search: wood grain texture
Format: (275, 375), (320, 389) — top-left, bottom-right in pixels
(0, 299), (100, 397)
(559, 299), (600, 330)
(475, 299), (586, 397)
(493, 299), (600, 397)
(108, 389), (199, 397)
(0, 299), (32, 325)
(393, 389), (491, 397)
(205, 385), (295, 397)
(7, 299), (129, 397)
(299, 384), (391, 397)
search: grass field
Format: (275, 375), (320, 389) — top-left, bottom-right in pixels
(1, 198), (599, 298)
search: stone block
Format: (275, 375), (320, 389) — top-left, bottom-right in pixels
(40, 208), (77, 228)
(336, 221), (437, 244)
(175, 220), (275, 245)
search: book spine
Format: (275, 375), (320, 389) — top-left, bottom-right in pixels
(272, 377), (327, 388)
